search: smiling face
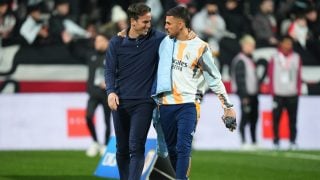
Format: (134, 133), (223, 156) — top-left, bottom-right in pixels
(130, 12), (152, 36)
(165, 15), (183, 38)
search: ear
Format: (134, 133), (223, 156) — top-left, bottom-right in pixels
(178, 20), (185, 30)
(130, 18), (136, 26)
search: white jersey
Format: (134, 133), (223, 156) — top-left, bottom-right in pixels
(161, 37), (229, 106)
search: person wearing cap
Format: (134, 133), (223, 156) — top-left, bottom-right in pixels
(231, 35), (259, 150)
(19, 1), (51, 46)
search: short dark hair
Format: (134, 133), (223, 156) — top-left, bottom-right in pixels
(280, 35), (293, 43)
(127, 3), (151, 21)
(166, 6), (191, 29)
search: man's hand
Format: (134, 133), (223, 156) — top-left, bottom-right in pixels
(187, 30), (197, 40)
(222, 108), (237, 132)
(117, 29), (127, 37)
(107, 93), (119, 111)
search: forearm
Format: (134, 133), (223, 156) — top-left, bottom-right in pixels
(201, 47), (233, 107)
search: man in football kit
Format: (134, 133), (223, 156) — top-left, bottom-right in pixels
(153, 6), (237, 180)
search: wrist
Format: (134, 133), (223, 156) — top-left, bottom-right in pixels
(223, 103), (233, 109)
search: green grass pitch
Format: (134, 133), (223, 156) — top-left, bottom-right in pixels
(0, 150), (319, 180)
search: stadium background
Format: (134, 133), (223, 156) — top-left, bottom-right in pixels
(1, 0), (320, 179)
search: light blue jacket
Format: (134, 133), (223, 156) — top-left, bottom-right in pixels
(151, 36), (175, 158)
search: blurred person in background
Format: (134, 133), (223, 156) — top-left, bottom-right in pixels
(231, 35), (259, 150)
(221, 0), (249, 39)
(288, 14), (308, 49)
(49, 0), (93, 63)
(19, 1), (52, 46)
(99, 5), (128, 38)
(85, 33), (111, 157)
(219, 0), (251, 75)
(305, 7), (320, 62)
(191, 0), (227, 54)
(0, 0), (20, 47)
(268, 36), (302, 150)
(49, 0), (91, 45)
(252, 0), (278, 47)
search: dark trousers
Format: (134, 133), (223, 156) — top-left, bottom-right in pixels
(160, 103), (197, 180)
(112, 100), (154, 180)
(272, 96), (299, 144)
(239, 95), (259, 144)
(86, 95), (111, 145)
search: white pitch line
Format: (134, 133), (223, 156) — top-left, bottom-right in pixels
(246, 151), (320, 161)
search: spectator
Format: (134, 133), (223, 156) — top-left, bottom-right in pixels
(20, 1), (51, 46)
(0, 0), (20, 47)
(186, 1), (198, 18)
(306, 7), (320, 62)
(288, 12), (318, 65)
(288, 14), (308, 48)
(231, 35), (259, 150)
(98, 5), (127, 38)
(49, 0), (91, 45)
(49, 0), (93, 63)
(252, 0), (278, 47)
(85, 33), (111, 157)
(222, 0), (249, 39)
(219, 0), (250, 73)
(268, 36), (302, 150)
(191, 0), (227, 54)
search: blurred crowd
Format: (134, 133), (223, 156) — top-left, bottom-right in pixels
(0, 0), (320, 65)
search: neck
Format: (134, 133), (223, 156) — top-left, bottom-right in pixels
(176, 28), (189, 41)
(128, 27), (140, 39)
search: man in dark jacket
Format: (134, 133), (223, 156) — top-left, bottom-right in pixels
(231, 35), (259, 149)
(105, 3), (167, 180)
(85, 34), (111, 157)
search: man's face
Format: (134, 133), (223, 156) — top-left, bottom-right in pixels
(57, 3), (69, 16)
(31, 10), (41, 20)
(280, 39), (293, 53)
(165, 16), (182, 38)
(206, 4), (218, 15)
(260, 0), (273, 14)
(242, 42), (256, 54)
(131, 12), (151, 36)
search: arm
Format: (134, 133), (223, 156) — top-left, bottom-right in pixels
(297, 57), (302, 96)
(105, 38), (119, 110)
(200, 46), (232, 108)
(268, 57), (274, 95)
(20, 17), (42, 44)
(200, 46), (236, 131)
